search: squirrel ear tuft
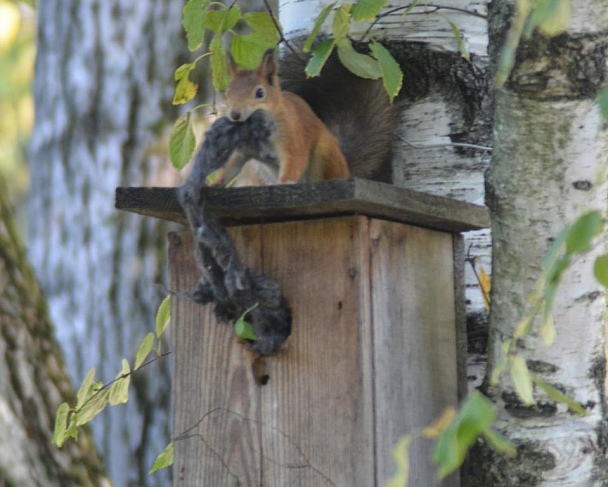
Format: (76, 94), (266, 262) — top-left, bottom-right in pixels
(258, 49), (278, 86)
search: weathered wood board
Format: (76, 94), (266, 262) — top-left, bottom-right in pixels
(117, 178), (489, 233)
(169, 216), (458, 486)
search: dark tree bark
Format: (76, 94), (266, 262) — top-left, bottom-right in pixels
(28, 1), (187, 485)
(0, 172), (111, 487)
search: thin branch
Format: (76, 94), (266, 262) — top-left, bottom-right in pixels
(359, 2), (487, 42)
(261, 0), (305, 61)
(74, 351), (173, 413)
(398, 134), (492, 152)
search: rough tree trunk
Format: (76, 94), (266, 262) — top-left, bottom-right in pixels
(28, 1), (186, 485)
(466, 1), (608, 485)
(0, 172), (111, 487)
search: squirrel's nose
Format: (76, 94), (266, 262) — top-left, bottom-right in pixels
(229, 109), (242, 122)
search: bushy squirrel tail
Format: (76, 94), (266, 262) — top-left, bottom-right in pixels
(280, 51), (399, 183)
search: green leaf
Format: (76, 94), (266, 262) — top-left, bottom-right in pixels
(210, 36), (229, 92)
(539, 306), (556, 346)
(482, 428), (516, 456)
(594, 254), (608, 288)
(526, 0), (570, 38)
(533, 376), (587, 415)
(64, 420), (79, 444)
(306, 38), (336, 77)
(490, 340), (512, 385)
(236, 320), (257, 341)
(546, 254), (571, 290)
(337, 39), (382, 79)
(510, 355), (535, 405)
(386, 434), (414, 487)
(565, 210), (602, 254)
(304, 3), (335, 52)
(433, 391), (496, 478)
(331, 4), (352, 40)
(109, 359), (131, 406)
(543, 225), (569, 270)
(231, 34), (275, 69)
(597, 86), (608, 120)
(155, 295), (171, 339)
(231, 13), (280, 67)
(494, 0), (531, 88)
(235, 304), (259, 341)
(53, 402), (70, 447)
(447, 19), (470, 63)
(242, 12), (281, 43)
(351, 0), (387, 22)
(135, 332), (156, 370)
(169, 113), (196, 170)
(173, 63), (198, 105)
(150, 441), (174, 474)
(370, 42), (402, 102)
(203, 5), (241, 34)
(77, 368), (96, 409)
(182, 0), (208, 51)
(75, 388), (110, 426)
(513, 311), (535, 340)
(538, 0), (569, 37)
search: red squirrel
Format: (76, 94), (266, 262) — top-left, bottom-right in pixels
(215, 48), (396, 186)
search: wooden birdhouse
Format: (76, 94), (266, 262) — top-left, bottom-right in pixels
(116, 178), (489, 486)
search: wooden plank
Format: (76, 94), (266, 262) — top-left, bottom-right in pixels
(369, 220), (459, 487)
(169, 217), (375, 486)
(169, 231), (264, 486)
(255, 217), (374, 486)
(117, 178), (490, 233)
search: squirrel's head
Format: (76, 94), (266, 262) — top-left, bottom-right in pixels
(226, 49), (281, 123)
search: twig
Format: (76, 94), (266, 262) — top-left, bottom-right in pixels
(359, 2), (487, 42)
(261, 0), (305, 61)
(398, 134), (492, 152)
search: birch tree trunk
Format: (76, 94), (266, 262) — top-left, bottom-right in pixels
(29, 1), (185, 485)
(466, 1), (608, 485)
(0, 172), (111, 487)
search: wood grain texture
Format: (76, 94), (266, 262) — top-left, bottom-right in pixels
(169, 218), (374, 486)
(117, 178), (490, 233)
(169, 216), (459, 486)
(369, 220), (458, 486)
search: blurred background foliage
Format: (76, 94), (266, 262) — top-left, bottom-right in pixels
(0, 0), (35, 209)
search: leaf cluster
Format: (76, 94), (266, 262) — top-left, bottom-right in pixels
(387, 392), (515, 485)
(490, 210), (603, 413)
(53, 296), (172, 451)
(171, 0), (456, 169)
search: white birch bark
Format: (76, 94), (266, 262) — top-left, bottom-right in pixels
(29, 1), (184, 485)
(472, 1), (608, 484)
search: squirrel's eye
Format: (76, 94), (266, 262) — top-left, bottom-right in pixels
(255, 87), (265, 99)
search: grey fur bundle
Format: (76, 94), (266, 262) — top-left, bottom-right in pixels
(177, 111), (292, 356)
